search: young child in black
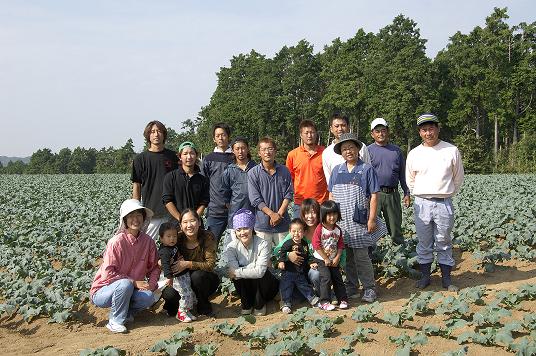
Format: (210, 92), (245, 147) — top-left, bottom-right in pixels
(277, 218), (319, 313)
(158, 222), (197, 322)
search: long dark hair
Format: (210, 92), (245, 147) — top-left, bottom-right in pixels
(179, 208), (214, 247)
(300, 198), (320, 232)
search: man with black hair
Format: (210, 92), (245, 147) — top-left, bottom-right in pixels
(202, 122), (234, 242)
(132, 120), (178, 241)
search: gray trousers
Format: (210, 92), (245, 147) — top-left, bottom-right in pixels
(413, 196), (455, 266)
(343, 247), (376, 295)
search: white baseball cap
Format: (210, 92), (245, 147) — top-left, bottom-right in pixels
(370, 118), (388, 130)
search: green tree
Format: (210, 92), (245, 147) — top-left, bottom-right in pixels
(364, 15), (437, 152)
(26, 148), (56, 174)
(68, 147), (96, 174)
(319, 29), (375, 144)
(55, 148), (71, 174)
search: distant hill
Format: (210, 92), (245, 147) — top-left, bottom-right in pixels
(0, 156), (30, 166)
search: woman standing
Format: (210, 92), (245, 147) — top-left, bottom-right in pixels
(329, 132), (387, 303)
(224, 209), (279, 316)
(162, 141), (210, 222)
(160, 209), (220, 317)
(90, 199), (160, 333)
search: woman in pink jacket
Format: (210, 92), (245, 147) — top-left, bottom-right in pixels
(90, 199), (160, 333)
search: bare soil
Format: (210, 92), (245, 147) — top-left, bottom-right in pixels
(1, 251), (535, 356)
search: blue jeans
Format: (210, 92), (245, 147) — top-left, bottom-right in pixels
(91, 279), (154, 325)
(207, 215), (228, 242)
(280, 270), (315, 307)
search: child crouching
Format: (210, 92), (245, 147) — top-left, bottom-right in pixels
(277, 218), (319, 313)
(158, 222), (197, 322)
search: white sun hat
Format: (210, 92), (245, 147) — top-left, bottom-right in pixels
(370, 118), (389, 130)
(117, 199), (154, 233)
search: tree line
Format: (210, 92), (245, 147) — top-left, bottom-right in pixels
(2, 8), (535, 175)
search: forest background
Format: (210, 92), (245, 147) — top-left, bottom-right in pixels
(2, 8), (534, 175)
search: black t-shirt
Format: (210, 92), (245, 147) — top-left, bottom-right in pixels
(131, 149), (178, 217)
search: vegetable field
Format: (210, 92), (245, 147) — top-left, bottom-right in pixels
(0, 174), (535, 356)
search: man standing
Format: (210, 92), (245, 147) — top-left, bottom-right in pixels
(406, 114), (464, 291)
(132, 120), (179, 240)
(286, 120), (328, 218)
(248, 137), (293, 249)
(322, 113), (371, 184)
(202, 122), (234, 242)
(368, 118), (410, 245)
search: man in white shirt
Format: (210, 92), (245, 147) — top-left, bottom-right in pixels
(322, 113), (370, 184)
(406, 113), (464, 292)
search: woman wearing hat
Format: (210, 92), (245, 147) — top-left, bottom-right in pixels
(224, 208), (279, 316)
(161, 208), (220, 317)
(162, 141), (210, 222)
(90, 199), (160, 333)
(329, 133), (387, 303)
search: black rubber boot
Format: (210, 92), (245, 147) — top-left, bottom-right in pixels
(415, 263), (432, 289)
(439, 264), (459, 292)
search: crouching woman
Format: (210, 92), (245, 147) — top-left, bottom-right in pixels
(90, 199), (160, 333)
(224, 208), (279, 316)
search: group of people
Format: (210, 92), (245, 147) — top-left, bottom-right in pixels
(89, 113), (464, 333)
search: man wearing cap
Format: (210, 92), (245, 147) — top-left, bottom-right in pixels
(406, 114), (464, 291)
(202, 122), (235, 242)
(286, 120), (328, 219)
(368, 118), (410, 245)
(132, 121), (179, 241)
(323, 113), (371, 185)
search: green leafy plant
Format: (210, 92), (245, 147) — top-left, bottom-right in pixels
(342, 326), (378, 344)
(150, 327), (194, 356)
(351, 301), (382, 322)
(212, 315), (255, 336)
(388, 331), (428, 356)
(80, 346), (126, 356)
(193, 343), (218, 356)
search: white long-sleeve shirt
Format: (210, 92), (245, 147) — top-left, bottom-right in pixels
(322, 140), (370, 183)
(406, 140), (464, 198)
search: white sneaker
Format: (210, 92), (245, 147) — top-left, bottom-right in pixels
(106, 321), (127, 333)
(254, 305), (266, 316)
(310, 296), (320, 306)
(281, 306), (291, 314)
(361, 289), (377, 303)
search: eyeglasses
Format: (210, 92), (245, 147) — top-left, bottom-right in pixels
(260, 147), (275, 152)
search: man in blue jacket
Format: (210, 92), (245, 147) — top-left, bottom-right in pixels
(202, 122), (234, 242)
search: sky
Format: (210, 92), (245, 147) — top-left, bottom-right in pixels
(1, 1), (534, 157)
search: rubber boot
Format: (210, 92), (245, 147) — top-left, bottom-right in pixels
(439, 264), (459, 292)
(415, 263), (432, 289)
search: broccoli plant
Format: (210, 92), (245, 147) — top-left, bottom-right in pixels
(212, 315), (255, 336)
(150, 327), (194, 356)
(388, 331), (428, 356)
(80, 346), (126, 356)
(351, 301), (382, 322)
